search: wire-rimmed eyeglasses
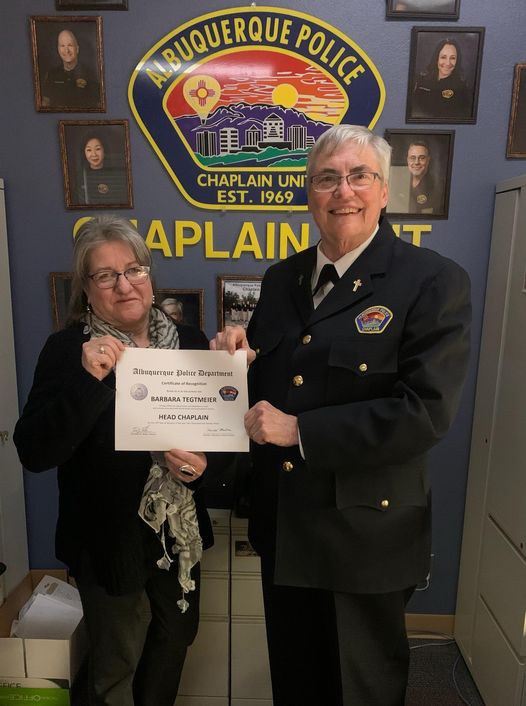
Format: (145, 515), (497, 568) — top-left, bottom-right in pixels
(310, 171), (381, 192)
(88, 265), (151, 289)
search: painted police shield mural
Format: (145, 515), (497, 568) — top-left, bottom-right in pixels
(129, 7), (385, 211)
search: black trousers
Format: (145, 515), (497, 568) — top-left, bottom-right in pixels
(261, 555), (414, 706)
(75, 557), (200, 706)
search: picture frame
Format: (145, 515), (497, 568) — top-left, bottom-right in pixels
(56, 0), (128, 10)
(406, 26), (485, 124)
(30, 16), (105, 112)
(506, 64), (526, 159)
(386, 0), (460, 20)
(59, 120), (133, 209)
(384, 129), (455, 219)
(156, 289), (205, 330)
(217, 275), (263, 331)
(50, 272), (73, 331)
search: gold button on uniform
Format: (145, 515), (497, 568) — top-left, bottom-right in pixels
(292, 375), (304, 386)
(380, 499), (389, 508)
(282, 461), (294, 472)
(302, 335), (312, 345)
(359, 363), (368, 372)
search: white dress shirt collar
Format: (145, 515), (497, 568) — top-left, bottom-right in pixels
(311, 225), (379, 308)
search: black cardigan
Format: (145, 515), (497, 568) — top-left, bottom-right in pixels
(14, 322), (216, 595)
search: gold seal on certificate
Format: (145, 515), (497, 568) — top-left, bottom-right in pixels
(115, 348), (249, 452)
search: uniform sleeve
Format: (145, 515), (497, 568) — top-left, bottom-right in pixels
(14, 330), (115, 472)
(298, 261), (471, 474)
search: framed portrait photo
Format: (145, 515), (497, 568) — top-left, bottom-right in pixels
(50, 272), (73, 330)
(386, 0), (460, 20)
(507, 64), (526, 158)
(156, 289), (204, 330)
(384, 129), (455, 219)
(59, 120), (133, 209)
(30, 16), (105, 112)
(56, 0), (128, 9)
(217, 275), (263, 331)
(406, 26), (485, 124)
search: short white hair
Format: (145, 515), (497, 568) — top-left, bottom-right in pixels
(306, 124), (392, 184)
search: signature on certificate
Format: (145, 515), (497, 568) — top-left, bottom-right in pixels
(131, 425), (155, 436)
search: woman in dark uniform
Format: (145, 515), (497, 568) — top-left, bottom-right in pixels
(412, 38), (470, 120)
(76, 133), (128, 205)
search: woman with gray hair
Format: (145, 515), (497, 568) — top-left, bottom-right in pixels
(14, 216), (217, 706)
(211, 123), (470, 705)
(306, 123), (392, 185)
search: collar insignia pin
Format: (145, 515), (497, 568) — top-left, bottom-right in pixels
(353, 279), (363, 293)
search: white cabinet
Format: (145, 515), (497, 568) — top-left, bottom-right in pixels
(0, 178), (29, 597)
(176, 510), (273, 706)
(230, 516), (272, 705)
(455, 175), (526, 706)
(177, 510), (230, 706)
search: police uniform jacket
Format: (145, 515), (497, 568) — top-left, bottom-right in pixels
(42, 62), (98, 108)
(409, 171), (442, 214)
(412, 71), (470, 120)
(76, 163), (128, 205)
(246, 218), (471, 595)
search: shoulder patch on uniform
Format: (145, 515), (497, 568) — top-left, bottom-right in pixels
(355, 306), (393, 334)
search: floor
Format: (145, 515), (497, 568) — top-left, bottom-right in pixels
(72, 638), (486, 705)
(406, 637), (485, 705)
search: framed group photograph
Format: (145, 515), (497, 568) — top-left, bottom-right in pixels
(387, 0), (460, 20)
(384, 129), (455, 219)
(507, 64), (526, 158)
(217, 275), (263, 331)
(406, 27), (485, 124)
(56, 0), (128, 9)
(30, 16), (105, 112)
(50, 272), (73, 330)
(156, 289), (204, 330)
(59, 120), (133, 209)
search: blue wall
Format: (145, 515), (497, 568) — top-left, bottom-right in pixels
(2, 0), (525, 614)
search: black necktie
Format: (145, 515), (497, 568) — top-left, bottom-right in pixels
(313, 263), (339, 296)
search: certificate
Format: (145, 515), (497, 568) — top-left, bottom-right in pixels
(115, 348), (249, 452)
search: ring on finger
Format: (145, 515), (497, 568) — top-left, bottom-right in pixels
(179, 464), (196, 477)
(98, 345), (105, 355)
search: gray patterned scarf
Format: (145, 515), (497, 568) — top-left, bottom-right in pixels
(83, 307), (202, 612)
(85, 305), (180, 350)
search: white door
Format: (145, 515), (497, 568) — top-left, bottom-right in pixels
(0, 178), (29, 596)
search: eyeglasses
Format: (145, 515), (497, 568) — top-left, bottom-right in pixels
(408, 156), (428, 163)
(88, 265), (151, 289)
(310, 171), (381, 192)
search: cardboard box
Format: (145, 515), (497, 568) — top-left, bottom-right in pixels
(0, 570), (86, 687)
(0, 678), (71, 706)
